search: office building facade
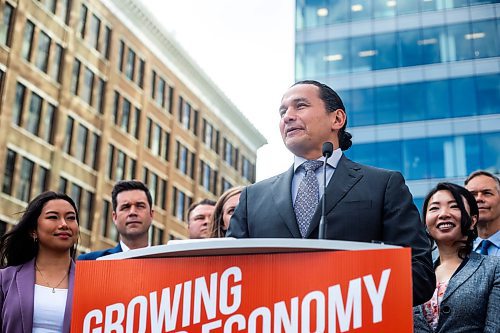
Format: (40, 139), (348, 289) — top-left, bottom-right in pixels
(0, 0), (266, 251)
(295, 0), (499, 206)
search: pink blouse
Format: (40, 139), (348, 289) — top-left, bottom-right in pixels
(422, 280), (449, 330)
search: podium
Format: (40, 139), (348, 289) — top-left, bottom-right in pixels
(71, 239), (413, 332)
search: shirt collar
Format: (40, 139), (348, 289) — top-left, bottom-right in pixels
(120, 240), (150, 252)
(473, 230), (500, 249)
(293, 148), (343, 173)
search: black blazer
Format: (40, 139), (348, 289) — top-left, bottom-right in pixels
(227, 155), (435, 305)
(77, 243), (122, 260)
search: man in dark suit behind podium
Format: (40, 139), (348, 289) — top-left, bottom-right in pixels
(78, 180), (153, 260)
(227, 80), (435, 306)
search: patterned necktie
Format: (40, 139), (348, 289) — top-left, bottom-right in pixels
(478, 240), (492, 255)
(294, 160), (324, 238)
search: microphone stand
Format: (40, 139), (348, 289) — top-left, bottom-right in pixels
(318, 142), (333, 240)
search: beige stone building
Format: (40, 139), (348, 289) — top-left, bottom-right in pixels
(0, 0), (266, 252)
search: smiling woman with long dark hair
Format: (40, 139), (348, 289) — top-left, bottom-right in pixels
(413, 182), (499, 332)
(0, 191), (79, 333)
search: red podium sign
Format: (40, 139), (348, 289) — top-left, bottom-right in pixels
(72, 245), (412, 332)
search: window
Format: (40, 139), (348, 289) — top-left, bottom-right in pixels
(22, 20), (35, 60)
(125, 49), (135, 80)
(71, 59), (81, 95)
(121, 98), (131, 132)
(149, 225), (164, 246)
(132, 107), (141, 139)
(88, 14), (101, 50)
(80, 190), (94, 231)
(17, 157), (34, 202)
(78, 4), (88, 38)
(151, 123), (161, 156)
(51, 44), (63, 82)
(88, 133), (99, 169)
(0, 3), (14, 46)
(12, 83), (26, 126)
(2, 149), (16, 195)
(35, 31), (51, 72)
(42, 103), (55, 143)
(138, 59), (145, 88)
(106, 144), (115, 179)
(75, 124), (88, 163)
(118, 40), (125, 71)
(81, 66), (94, 105)
(37, 166), (49, 196)
(63, 116), (74, 154)
(59, 177), (67, 193)
(26, 92), (43, 136)
(116, 150), (125, 181)
(103, 26), (111, 59)
(94, 78), (105, 113)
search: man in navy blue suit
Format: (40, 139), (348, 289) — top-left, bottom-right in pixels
(227, 80), (435, 306)
(78, 180), (153, 260)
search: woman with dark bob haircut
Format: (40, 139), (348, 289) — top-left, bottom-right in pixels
(413, 182), (499, 332)
(0, 191), (80, 333)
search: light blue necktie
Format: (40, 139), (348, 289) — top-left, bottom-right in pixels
(294, 160), (324, 238)
(478, 240), (492, 255)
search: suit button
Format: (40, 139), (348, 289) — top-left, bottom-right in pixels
(441, 306), (451, 314)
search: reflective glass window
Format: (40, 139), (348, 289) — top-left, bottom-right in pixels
(350, 88), (375, 126)
(12, 83), (26, 126)
(326, 39), (350, 75)
(1, 3), (14, 46)
(22, 21), (35, 61)
(302, 42), (328, 78)
(480, 132), (500, 172)
(427, 137), (447, 179)
(402, 139), (429, 180)
(27, 93), (42, 135)
(351, 35), (374, 72)
(82, 67), (94, 105)
(374, 32), (397, 70)
(447, 22), (474, 61)
(350, 143), (376, 167)
(463, 134), (481, 174)
(75, 124), (88, 163)
(471, 20), (499, 59)
(476, 74), (499, 115)
(329, 0), (349, 24)
(400, 83), (425, 122)
(121, 98), (131, 132)
(373, 0), (396, 18)
(398, 29), (422, 67)
(425, 80), (451, 120)
(450, 77), (477, 117)
(375, 85), (400, 124)
(50, 44), (63, 82)
(42, 104), (55, 144)
(350, 0), (372, 21)
(376, 141), (402, 171)
(17, 157), (34, 202)
(421, 26), (447, 65)
(89, 14), (100, 50)
(297, 0), (329, 29)
(448, 0), (469, 8)
(397, 0), (418, 15)
(35, 31), (51, 72)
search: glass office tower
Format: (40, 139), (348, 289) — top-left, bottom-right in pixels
(295, 0), (500, 206)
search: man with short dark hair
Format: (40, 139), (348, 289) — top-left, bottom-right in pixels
(187, 199), (215, 239)
(465, 170), (500, 256)
(78, 180), (154, 260)
(227, 80), (435, 306)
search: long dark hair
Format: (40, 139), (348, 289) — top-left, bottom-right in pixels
(0, 191), (79, 267)
(422, 182), (478, 259)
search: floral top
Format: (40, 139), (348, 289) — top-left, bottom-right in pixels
(422, 280), (449, 331)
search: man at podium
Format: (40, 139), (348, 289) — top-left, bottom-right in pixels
(227, 80), (435, 306)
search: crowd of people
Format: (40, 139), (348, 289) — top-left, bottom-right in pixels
(0, 80), (498, 332)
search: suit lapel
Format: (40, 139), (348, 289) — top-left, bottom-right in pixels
(306, 155), (363, 237)
(272, 166), (302, 238)
(441, 254), (482, 303)
(63, 261), (76, 333)
(17, 259), (35, 333)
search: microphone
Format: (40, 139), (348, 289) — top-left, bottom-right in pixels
(319, 142), (333, 240)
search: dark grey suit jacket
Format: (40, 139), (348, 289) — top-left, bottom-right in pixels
(77, 243), (122, 260)
(227, 155), (435, 305)
(413, 253), (500, 332)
